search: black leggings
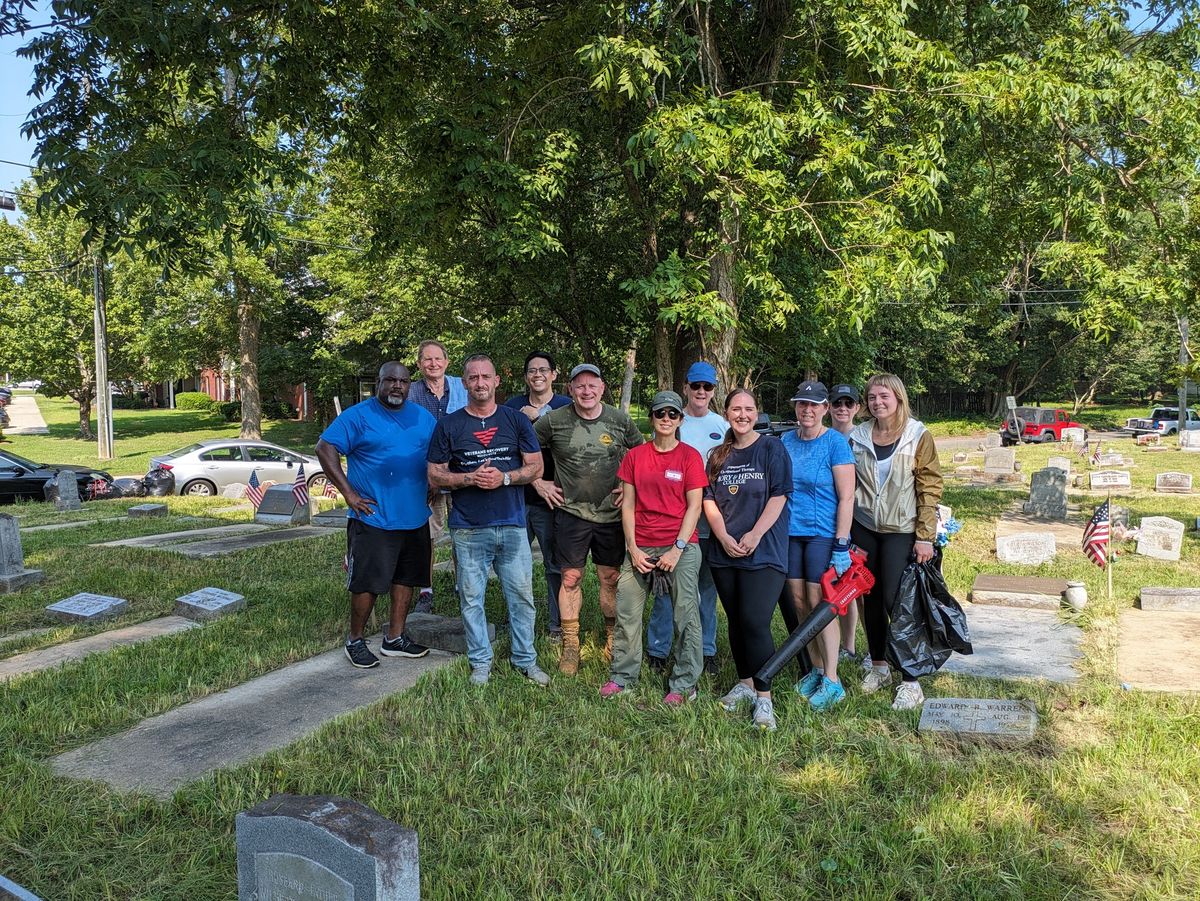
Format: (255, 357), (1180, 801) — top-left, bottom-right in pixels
(850, 522), (917, 683)
(711, 565), (787, 692)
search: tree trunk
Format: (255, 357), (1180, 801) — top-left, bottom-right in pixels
(702, 196), (741, 407)
(237, 277), (263, 440)
(619, 338), (637, 412)
(76, 396), (94, 440)
(654, 321), (674, 391)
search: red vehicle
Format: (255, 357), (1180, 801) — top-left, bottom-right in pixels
(1000, 407), (1086, 445)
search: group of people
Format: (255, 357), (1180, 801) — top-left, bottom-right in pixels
(315, 341), (943, 729)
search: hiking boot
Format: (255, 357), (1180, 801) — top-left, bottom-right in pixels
(703, 655), (719, 677)
(719, 682), (757, 712)
(809, 677), (846, 711)
(414, 591), (434, 615)
(380, 631), (429, 658)
(548, 629), (563, 644)
(599, 680), (625, 699)
(513, 662), (550, 687)
(559, 641), (580, 676)
(752, 696), (778, 731)
(861, 666), (893, 694)
(663, 688), (697, 707)
(344, 637), (379, 669)
(469, 665), (491, 685)
(794, 668), (824, 699)
(892, 681), (925, 711)
(647, 654), (668, 674)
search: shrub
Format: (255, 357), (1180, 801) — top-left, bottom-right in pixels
(112, 394), (151, 409)
(263, 400), (295, 421)
(175, 392), (216, 411)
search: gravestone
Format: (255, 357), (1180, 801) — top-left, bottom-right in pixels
(221, 483), (249, 499)
(971, 574), (1067, 609)
(254, 484), (311, 526)
(1046, 455), (1071, 475)
(1155, 471), (1193, 494)
(0, 512), (44, 593)
(952, 451), (967, 464)
(313, 507), (349, 529)
(1180, 430), (1200, 451)
(1139, 587), (1200, 612)
(1089, 470), (1131, 490)
(982, 433), (1002, 449)
(52, 470), (81, 511)
(1135, 516), (1184, 561)
(995, 532), (1057, 565)
(1135, 433), (1161, 446)
(128, 503), (168, 518)
(45, 592), (129, 623)
(236, 794), (419, 901)
(1061, 427), (1086, 443)
(175, 587), (246, 621)
(395, 614), (492, 655)
(918, 698), (1038, 744)
(983, 447), (1016, 474)
(1096, 452), (1124, 467)
(1023, 468), (1067, 520)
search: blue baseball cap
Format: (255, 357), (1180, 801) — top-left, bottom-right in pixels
(686, 361), (718, 384)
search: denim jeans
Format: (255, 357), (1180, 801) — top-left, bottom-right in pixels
(452, 525), (538, 671)
(647, 538), (717, 657)
(525, 502), (561, 632)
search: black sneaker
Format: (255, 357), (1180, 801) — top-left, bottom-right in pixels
(647, 655), (668, 674)
(380, 631), (430, 658)
(704, 655), (719, 676)
(345, 637), (379, 669)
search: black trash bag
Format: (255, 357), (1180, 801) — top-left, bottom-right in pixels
(111, 476), (147, 498)
(886, 558), (972, 679)
(143, 467), (175, 496)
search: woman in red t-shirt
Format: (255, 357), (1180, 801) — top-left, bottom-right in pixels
(601, 390), (708, 706)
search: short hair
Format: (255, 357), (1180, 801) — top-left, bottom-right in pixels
(462, 353), (494, 373)
(417, 339), (449, 361)
(524, 350), (556, 372)
(864, 373), (911, 432)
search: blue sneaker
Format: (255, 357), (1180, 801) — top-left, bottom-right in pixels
(794, 668), (824, 698)
(809, 677), (846, 711)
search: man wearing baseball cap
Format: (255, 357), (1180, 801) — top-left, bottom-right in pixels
(532, 363), (644, 674)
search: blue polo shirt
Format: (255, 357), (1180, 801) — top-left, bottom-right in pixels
(319, 398), (436, 531)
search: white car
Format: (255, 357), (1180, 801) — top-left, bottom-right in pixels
(150, 439), (329, 497)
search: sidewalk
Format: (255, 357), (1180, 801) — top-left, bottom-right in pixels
(3, 393), (49, 435)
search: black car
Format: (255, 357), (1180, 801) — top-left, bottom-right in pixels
(0, 449), (114, 504)
(754, 413), (798, 437)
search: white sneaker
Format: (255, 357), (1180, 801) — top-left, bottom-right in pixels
(751, 696), (777, 731)
(861, 655), (875, 673)
(719, 682), (757, 711)
(891, 681), (925, 710)
(469, 665), (491, 685)
(860, 666), (893, 694)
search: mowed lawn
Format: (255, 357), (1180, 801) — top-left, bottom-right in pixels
(1, 409), (1199, 898)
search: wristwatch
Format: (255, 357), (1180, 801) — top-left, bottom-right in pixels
(502, 472), (512, 487)
(674, 539), (687, 551)
(834, 537), (850, 551)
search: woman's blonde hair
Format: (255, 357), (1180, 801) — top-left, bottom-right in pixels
(864, 373), (911, 433)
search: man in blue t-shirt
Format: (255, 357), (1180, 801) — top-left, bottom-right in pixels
(428, 354), (549, 687)
(503, 350), (571, 641)
(316, 361), (437, 669)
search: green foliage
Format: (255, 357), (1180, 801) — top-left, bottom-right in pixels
(216, 401), (241, 422)
(173, 392), (215, 412)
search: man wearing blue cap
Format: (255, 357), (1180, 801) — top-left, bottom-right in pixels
(646, 361), (729, 676)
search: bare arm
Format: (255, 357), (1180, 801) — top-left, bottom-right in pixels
(428, 460), (478, 490)
(315, 439), (375, 516)
(833, 462), (855, 540)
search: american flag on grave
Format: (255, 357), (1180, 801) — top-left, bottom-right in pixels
(292, 463), (310, 507)
(322, 478), (338, 499)
(246, 470), (265, 509)
(1082, 499), (1110, 569)
(1090, 441), (1102, 465)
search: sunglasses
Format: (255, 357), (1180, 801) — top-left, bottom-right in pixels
(689, 382), (715, 391)
(832, 399), (857, 408)
(652, 408), (682, 420)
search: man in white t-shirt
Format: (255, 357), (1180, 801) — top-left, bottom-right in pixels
(646, 361), (730, 676)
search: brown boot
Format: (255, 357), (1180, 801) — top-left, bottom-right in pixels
(559, 619), (580, 675)
(604, 616), (616, 663)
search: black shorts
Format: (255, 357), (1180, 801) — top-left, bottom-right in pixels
(345, 519), (432, 595)
(553, 509), (625, 570)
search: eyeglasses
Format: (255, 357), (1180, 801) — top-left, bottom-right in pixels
(689, 382), (715, 391)
(525, 367), (552, 375)
(832, 399), (857, 408)
(652, 408), (682, 420)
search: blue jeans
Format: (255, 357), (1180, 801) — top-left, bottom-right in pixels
(452, 526), (537, 671)
(525, 502), (561, 632)
(647, 538), (717, 658)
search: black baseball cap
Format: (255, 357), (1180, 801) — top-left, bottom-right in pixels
(790, 380), (829, 404)
(830, 384), (860, 403)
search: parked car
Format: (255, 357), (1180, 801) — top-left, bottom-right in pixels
(999, 407), (1086, 445)
(1122, 407), (1200, 436)
(753, 413), (798, 437)
(149, 439), (328, 497)
(0, 448), (113, 504)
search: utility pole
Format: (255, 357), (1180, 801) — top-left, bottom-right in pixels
(93, 253), (113, 460)
(1179, 315), (1190, 438)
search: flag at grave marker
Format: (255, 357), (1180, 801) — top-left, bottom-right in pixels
(1083, 499), (1110, 569)
(246, 471), (264, 509)
(1090, 441), (1102, 465)
(292, 464), (310, 507)
(322, 479), (338, 499)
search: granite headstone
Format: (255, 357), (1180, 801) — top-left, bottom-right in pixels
(254, 484), (311, 526)
(1135, 516), (1184, 561)
(918, 698), (1038, 744)
(1023, 468), (1067, 520)
(1138, 587), (1200, 612)
(175, 587), (246, 621)
(995, 532), (1057, 565)
(983, 447), (1016, 474)
(1061, 427), (1086, 443)
(45, 592), (129, 623)
(983, 433), (1002, 449)
(1181, 430), (1200, 451)
(1154, 471), (1192, 494)
(0, 512), (45, 592)
(1046, 455), (1071, 475)
(52, 470), (81, 511)
(128, 503), (168, 518)
(1089, 470), (1131, 489)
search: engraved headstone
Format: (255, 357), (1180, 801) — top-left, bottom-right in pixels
(983, 433), (1002, 449)
(221, 483), (249, 499)
(918, 698), (1038, 744)
(1155, 471), (1193, 494)
(175, 587), (246, 621)
(1023, 468), (1067, 520)
(312, 507), (349, 529)
(0, 512), (44, 592)
(1135, 516), (1184, 562)
(1180, 430), (1200, 451)
(983, 447), (1016, 474)
(1046, 455), (1071, 475)
(128, 503), (168, 518)
(45, 592), (129, 623)
(236, 794), (419, 901)
(1089, 470), (1131, 489)
(1112, 505), (1130, 528)
(1061, 427), (1086, 443)
(952, 451), (967, 463)
(1139, 587), (1200, 612)
(1096, 452), (1124, 467)
(995, 532), (1057, 565)
(51, 470), (81, 511)
(254, 484), (311, 526)
(1135, 432), (1161, 446)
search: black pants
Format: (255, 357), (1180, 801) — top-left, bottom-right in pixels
(850, 522), (917, 682)
(711, 565), (787, 692)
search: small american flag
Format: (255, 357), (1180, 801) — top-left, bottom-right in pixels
(1090, 441), (1102, 465)
(292, 463), (310, 507)
(323, 478), (338, 499)
(246, 470), (265, 508)
(1082, 499), (1110, 568)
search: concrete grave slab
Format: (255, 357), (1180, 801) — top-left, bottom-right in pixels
(918, 698), (1038, 745)
(983, 447), (1016, 473)
(0, 616), (199, 682)
(1090, 470), (1131, 489)
(164, 526), (332, 558)
(0, 512), (43, 593)
(254, 485), (311, 526)
(995, 511), (1084, 552)
(50, 646), (454, 799)
(1118, 609), (1200, 693)
(1139, 587), (1200, 612)
(128, 503), (168, 518)
(970, 574), (1068, 609)
(1135, 516), (1184, 562)
(45, 593), (129, 623)
(93, 523), (272, 549)
(941, 604), (1081, 682)
(995, 532), (1057, 565)
(21, 516), (124, 533)
(0, 626), (54, 648)
(175, 587), (246, 621)
(1155, 471), (1193, 494)
(312, 507), (348, 529)
(392, 614), (493, 656)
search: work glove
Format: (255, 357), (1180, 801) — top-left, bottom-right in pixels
(831, 548), (852, 576)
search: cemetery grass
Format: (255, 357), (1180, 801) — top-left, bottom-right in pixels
(0, 477), (1196, 896)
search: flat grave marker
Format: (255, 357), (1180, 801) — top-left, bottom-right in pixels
(1089, 470), (1131, 490)
(1023, 468), (1067, 520)
(0, 512), (44, 593)
(983, 447), (1016, 474)
(1118, 609), (1200, 692)
(128, 503), (168, 518)
(175, 587), (246, 621)
(1155, 471), (1193, 494)
(1139, 587), (1200, 612)
(1096, 452), (1124, 467)
(995, 532), (1057, 566)
(918, 698), (1039, 744)
(1046, 455), (1071, 474)
(1135, 516), (1184, 561)
(254, 485), (311, 526)
(45, 592), (129, 623)
(312, 507), (349, 529)
(390, 614), (492, 655)
(970, 574), (1067, 609)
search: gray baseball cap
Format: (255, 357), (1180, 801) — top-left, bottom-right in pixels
(650, 390), (684, 413)
(569, 363), (602, 380)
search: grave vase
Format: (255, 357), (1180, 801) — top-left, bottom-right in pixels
(1065, 582), (1088, 611)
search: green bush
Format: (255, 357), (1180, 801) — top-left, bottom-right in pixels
(175, 392), (215, 411)
(112, 394), (151, 410)
(263, 400), (295, 421)
(217, 401), (241, 422)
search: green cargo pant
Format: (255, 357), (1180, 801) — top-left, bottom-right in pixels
(610, 543), (702, 694)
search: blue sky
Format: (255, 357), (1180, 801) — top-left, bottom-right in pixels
(0, 6), (39, 222)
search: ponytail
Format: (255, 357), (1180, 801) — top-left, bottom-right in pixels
(707, 387), (757, 482)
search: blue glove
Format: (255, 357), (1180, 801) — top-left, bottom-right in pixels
(831, 548), (852, 576)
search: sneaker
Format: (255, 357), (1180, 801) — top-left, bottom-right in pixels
(469, 665), (491, 685)
(663, 689), (697, 707)
(839, 648), (857, 663)
(719, 682), (757, 712)
(548, 629), (563, 644)
(559, 643), (580, 676)
(647, 655), (668, 674)
(794, 668), (824, 699)
(861, 666), (893, 694)
(809, 677), (846, 711)
(703, 655), (719, 676)
(344, 637), (379, 669)
(599, 680), (625, 699)
(414, 591), (434, 615)
(892, 681), (925, 711)
(752, 696), (777, 731)
(380, 631), (430, 658)
(862, 655), (876, 673)
(513, 662), (550, 687)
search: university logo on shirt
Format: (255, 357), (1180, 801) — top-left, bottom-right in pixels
(728, 485), (739, 495)
(474, 427), (499, 447)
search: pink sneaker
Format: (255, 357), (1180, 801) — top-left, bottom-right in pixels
(663, 689), (697, 707)
(599, 680), (625, 699)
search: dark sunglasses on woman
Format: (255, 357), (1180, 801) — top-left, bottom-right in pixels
(689, 382), (715, 391)
(652, 408), (682, 420)
(832, 399), (857, 408)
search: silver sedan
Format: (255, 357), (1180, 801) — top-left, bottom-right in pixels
(150, 439), (330, 497)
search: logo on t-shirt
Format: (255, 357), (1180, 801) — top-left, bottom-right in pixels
(599, 433), (613, 446)
(728, 485), (739, 495)
(474, 427), (499, 447)
(709, 432), (722, 440)
(665, 469), (683, 482)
